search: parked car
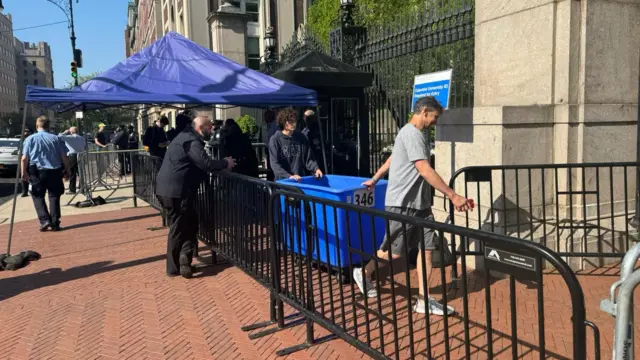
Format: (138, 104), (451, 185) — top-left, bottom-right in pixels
(0, 138), (21, 173)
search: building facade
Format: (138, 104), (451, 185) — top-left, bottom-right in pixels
(15, 40), (55, 125)
(0, 10), (18, 118)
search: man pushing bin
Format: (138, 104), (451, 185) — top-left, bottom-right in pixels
(352, 96), (474, 315)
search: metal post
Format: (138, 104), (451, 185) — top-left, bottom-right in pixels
(6, 104), (30, 255)
(613, 269), (640, 360)
(631, 51), (640, 228)
(69, 0), (79, 86)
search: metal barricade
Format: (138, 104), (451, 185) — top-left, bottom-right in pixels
(601, 242), (640, 360)
(447, 163), (638, 260)
(132, 152), (163, 213)
(187, 170), (599, 359)
(206, 142), (270, 179)
(74, 147), (141, 205)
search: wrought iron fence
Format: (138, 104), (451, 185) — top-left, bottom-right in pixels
(447, 162), (639, 265)
(353, 0), (475, 171)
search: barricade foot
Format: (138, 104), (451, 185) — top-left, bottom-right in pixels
(247, 314), (305, 340)
(275, 334), (336, 357)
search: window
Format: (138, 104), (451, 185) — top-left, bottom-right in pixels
(246, 0), (258, 22)
(23, 70), (27, 75)
(33, 79), (38, 85)
(246, 37), (260, 70)
(31, 61), (36, 66)
(24, 79), (27, 85)
(33, 70), (37, 75)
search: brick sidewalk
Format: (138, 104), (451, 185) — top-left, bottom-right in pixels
(0, 207), (637, 359)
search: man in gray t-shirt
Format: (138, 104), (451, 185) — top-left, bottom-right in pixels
(352, 96), (474, 316)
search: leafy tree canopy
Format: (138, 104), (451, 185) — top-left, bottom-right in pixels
(308, 0), (425, 43)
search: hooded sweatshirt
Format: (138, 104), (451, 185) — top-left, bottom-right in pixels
(268, 130), (319, 180)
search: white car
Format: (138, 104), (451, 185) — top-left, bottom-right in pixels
(0, 138), (20, 173)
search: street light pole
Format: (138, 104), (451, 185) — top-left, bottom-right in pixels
(45, 0), (79, 85)
(69, 0), (78, 86)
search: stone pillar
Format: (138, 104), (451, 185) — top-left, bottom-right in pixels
(208, 3), (251, 121)
(434, 0), (640, 268)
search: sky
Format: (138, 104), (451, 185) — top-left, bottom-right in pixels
(5, 0), (130, 88)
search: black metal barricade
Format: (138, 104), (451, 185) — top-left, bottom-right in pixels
(447, 162), (638, 261)
(132, 153), (165, 225)
(189, 171), (599, 359)
(257, 189), (600, 359)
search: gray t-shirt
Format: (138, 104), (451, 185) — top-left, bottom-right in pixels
(384, 123), (431, 210)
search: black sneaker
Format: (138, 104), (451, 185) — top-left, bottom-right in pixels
(179, 253), (193, 279)
(39, 222), (51, 232)
(21, 193), (29, 198)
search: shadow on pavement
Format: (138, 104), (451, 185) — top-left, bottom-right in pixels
(62, 213), (160, 231)
(0, 252), (233, 302)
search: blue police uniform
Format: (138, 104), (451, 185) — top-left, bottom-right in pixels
(22, 130), (68, 230)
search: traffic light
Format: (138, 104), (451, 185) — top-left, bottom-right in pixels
(71, 61), (78, 78)
(74, 49), (83, 68)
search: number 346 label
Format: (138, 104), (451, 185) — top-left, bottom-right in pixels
(353, 188), (375, 208)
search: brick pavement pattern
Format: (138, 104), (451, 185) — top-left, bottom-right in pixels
(0, 207), (638, 359)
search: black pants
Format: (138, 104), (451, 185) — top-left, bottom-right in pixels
(68, 153), (78, 192)
(29, 166), (64, 226)
(157, 195), (198, 275)
(21, 180), (29, 196)
(117, 153), (126, 176)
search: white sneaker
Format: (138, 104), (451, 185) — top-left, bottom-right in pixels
(352, 267), (378, 298)
(413, 297), (455, 316)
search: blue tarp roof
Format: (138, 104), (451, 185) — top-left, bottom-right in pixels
(25, 31), (317, 111)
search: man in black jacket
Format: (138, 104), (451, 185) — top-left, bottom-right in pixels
(156, 116), (236, 278)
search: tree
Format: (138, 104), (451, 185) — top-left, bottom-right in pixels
(59, 73), (137, 134)
(308, 0), (425, 44)
(236, 115), (258, 140)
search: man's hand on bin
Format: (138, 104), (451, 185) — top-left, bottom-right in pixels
(224, 157), (236, 170)
(289, 174), (302, 182)
(362, 179), (376, 190)
(314, 169), (323, 179)
(451, 194), (474, 212)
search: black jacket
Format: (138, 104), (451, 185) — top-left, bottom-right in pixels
(219, 125), (259, 178)
(112, 130), (129, 150)
(143, 126), (168, 158)
(156, 127), (229, 199)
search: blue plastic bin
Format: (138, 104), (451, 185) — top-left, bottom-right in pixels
(276, 175), (388, 269)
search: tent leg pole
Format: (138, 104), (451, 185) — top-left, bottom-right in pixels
(6, 104), (30, 255)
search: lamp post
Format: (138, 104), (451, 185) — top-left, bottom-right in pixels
(339, 0), (355, 28)
(45, 0), (79, 86)
(261, 26), (278, 74)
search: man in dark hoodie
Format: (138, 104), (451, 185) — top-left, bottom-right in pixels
(268, 107), (323, 181)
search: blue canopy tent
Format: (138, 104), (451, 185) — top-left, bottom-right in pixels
(5, 32), (317, 257)
(25, 31), (317, 111)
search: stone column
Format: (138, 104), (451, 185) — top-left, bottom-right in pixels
(434, 0), (640, 268)
(208, 3), (251, 121)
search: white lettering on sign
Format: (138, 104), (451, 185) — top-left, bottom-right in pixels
(353, 188), (375, 208)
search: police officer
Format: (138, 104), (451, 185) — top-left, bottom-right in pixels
(21, 115), (71, 232)
(156, 116), (235, 278)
